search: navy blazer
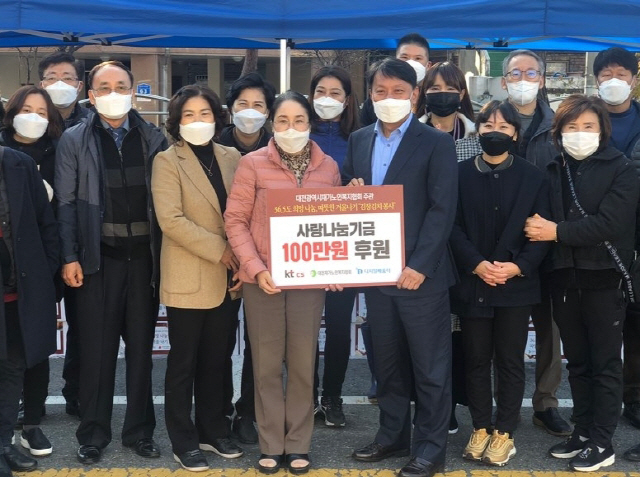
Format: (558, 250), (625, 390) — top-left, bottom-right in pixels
(342, 116), (458, 296)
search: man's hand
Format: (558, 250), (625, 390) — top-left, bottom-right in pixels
(473, 260), (502, 286)
(256, 270), (281, 295)
(492, 261), (522, 283)
(525, 213), (557, 242)
(62, 261), (84, 287)
(325, 284), (345, 292)
(396, 266), (426, 290)
(347, 178), (365, 187)
(221, 243), (240, 271)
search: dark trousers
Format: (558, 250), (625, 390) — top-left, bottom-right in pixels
(314, 288), (358, 400)
(165, 295), (240, 455)
(552, 287), (625, 448)
(75, 253), (158, 448)
(463, 306), (531, 434)
(234, 309), (255, 420)
(0, 302), (25, 445)
(623, 301), (640, 404)
(22, 359), (49, 425)
(365, 287), (451, 464)
(62, 286), (80, 403)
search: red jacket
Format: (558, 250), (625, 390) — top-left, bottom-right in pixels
(224, 139), (341, 284)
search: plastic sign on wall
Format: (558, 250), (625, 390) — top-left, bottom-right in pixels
(267, 185), (405, 288)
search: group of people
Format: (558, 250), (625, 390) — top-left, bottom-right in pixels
(0, 32), (638, 477)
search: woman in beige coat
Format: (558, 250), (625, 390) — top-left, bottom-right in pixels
(151, 85), (242, 472)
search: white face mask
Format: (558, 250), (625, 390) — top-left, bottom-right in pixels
(273, 128), (310, 154)
(598, 78), (632, 106)
(373, 97), (412, 124)
(233, 108), (267, 135)
(313, 96), (345, 120)
(405, 59), (426, 83)
(13, 113), (49, 140)
(562, 131), (600, 160)
(506, 80), (540, 106)
(45, 81), (78, 108)
(180, 121), (215, 146)
(93, 92), (132, 119)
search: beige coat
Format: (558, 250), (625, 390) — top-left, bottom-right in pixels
(152, 141), (241, 309)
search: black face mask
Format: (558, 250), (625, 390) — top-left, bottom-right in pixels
(425, 92), (461, 117)
(479, 131), (515, 156)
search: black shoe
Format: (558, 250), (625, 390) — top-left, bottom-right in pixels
(321, 396), (346, 427)
(398, 458), (444, 477)
(257, 454), (284, 474)
(0, 455), (12, 477)
(173, 449), (209, 472)
(65, 400), (80, 418)
(624, 402), (640, 429)
(20, 428), (52, 456)
(569, 443), (615, 471)
(286, 453), (310, 475)
(124, 438), (160, 458)
(533, 408), (572, 436)
(76, 445), (101, 465)
(624, 442), (640, 462)
(3, 445), (37, 472)
(199, 438), (243, 459)
(449, 407), (458, 435)
(352, 442), (410, 462)
(549, 432), (588, 459)
(232, 416), (258, 444)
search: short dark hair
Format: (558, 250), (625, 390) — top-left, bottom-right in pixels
(88, 61), (134, 90)
(165, 84), (226, 142)
(309, 66), (360, 138)
(416, 61), (475, 120)
(552, 94), (612, 150)
(225, 72), (276, 112)
(367, 57), (417, 90)
(593, 47), (639, 77)
(475, 100), (522, 144)
(3, 85), (63, 140)
(38, 52), (84, 81)
(271, 90), (314, 123)
(396, 33), (431, 59)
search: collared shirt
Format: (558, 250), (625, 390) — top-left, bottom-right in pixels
(100, 116), (130, 150)
(371, 115), (412, 185)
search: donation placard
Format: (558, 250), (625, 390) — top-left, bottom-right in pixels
(266, 185), (404, 288)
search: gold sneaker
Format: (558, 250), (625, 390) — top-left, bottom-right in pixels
(463, 428), (491, 461)
(482, 430), (516, 466)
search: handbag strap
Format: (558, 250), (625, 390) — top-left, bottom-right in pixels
(563, 159), (635, 302)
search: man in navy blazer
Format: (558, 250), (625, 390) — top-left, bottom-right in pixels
(343, 58), (458, 477)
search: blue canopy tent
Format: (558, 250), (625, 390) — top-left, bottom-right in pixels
(1, 0), (640, 90)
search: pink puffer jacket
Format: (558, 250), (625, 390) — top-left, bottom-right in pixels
(224, 139), (341, 284)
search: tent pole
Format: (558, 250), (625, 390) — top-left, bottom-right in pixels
(280, 38), (287, 93)
(286, 40), (292, 90)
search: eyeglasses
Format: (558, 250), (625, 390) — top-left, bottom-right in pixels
(505, 69), (542, 81)
(92, 86), (132, 96)
(273, 118), (309, 131)
(42, 76), (79, 86)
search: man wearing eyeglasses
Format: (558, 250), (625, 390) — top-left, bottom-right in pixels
(500, 49), (571, 437)
(39, 52), (92, 129)
(54, 61), (168, 466)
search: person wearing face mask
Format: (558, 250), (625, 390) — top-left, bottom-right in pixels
(591, 48), (640, 446)
(344, 58), (457, 477)
(55, 60), (168, 466)
(219, 73), (275, 156)
(415, 61), (475, 141)
(225, 91), (340, 475)
(0, 86), (63, 459)
(307, 65), (361, 427)
(525, 94), (639, 471)
(360, 33), (431, 127)
(39, 52), (92, 130)
(152, 85), (243, 472)
(450, 100), (550, 466)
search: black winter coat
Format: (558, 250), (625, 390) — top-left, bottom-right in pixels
(0, 147), (59, 367)
(548, 146), (639, 273)
(450, 155), (550, 316)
